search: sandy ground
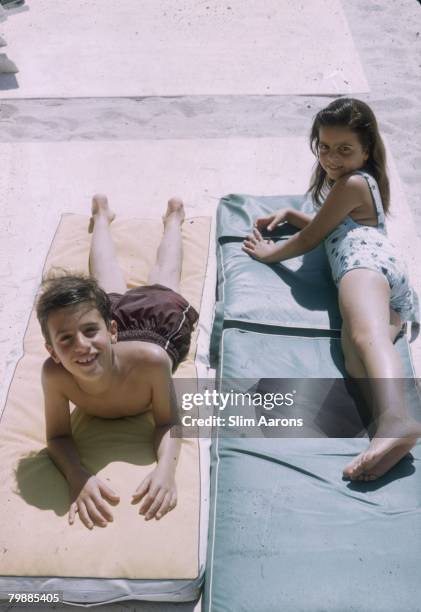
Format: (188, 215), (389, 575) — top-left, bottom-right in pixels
(0, 1), (420, 611)
(0, 2), (420, 229)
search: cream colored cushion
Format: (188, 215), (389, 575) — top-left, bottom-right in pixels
(0, 213), (210, 579)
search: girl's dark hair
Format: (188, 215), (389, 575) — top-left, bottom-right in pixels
(308, 97), (390, 212)
(36, 271), (113, 344)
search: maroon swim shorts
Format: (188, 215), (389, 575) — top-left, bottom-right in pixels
(108, 284), (199, 371)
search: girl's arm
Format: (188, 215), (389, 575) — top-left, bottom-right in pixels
(255, 208), (314, 231)
(285, 209), (314, 229)
(244, 174), (368, 263)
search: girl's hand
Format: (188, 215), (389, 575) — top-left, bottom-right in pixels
(242, 228), (279, 263)
(254, 209), (288, 232)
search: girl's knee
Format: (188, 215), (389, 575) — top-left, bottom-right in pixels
(348, 329), (389, 356)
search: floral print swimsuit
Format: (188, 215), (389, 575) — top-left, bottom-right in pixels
(318, 170), (419, 324)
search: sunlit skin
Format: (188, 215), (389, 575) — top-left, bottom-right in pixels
(46, 305), (118, 392)
(242, 122), (421, 481)
(317, 126), (369, 182)
(42, 196), (187, 530)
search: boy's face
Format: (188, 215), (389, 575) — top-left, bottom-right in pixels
(45, 303), (117, 379)
(317, 126), (369, 181)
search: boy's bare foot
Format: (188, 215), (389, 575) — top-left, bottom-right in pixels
(343, 419), (421, 481)
(163, 197), (185, 226)
(88, 194), (116, 233)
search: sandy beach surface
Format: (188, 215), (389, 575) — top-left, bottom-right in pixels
(0, 1), (420, 611)
(0, 2), (420, 227)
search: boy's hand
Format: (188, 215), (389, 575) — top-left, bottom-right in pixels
(69, 474), (120, 530)
(254, 209), (288, 232)
(242, 228), (279, 263)
(132, 465), (177, 521)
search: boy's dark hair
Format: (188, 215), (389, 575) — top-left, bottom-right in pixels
(36, 272), (113, 344)
(308, 97), (390, 212)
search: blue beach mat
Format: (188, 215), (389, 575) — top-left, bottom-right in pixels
(204, 194), (421, 612)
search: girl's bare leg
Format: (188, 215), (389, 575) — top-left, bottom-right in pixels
(339, 269), (421, 481)
(88, 194), (127, 294)
(147, 197), (185, 293)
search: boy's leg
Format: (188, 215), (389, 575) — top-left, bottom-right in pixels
(338, 268), (421, 480)
(88, 194), (127, 294)
(147, 197), (185, 293)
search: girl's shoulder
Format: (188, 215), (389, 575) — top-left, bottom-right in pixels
(315, 171), (371, 204)
(349, 169), (380, 192)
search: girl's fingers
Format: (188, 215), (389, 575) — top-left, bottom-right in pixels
(243, 239), (254, 247)
(242, 246), (256, 259)
(253, 228), (263, 240)
(254, 216), (269, 228)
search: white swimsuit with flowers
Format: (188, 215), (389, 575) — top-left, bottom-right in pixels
(316, 170), (419, 324)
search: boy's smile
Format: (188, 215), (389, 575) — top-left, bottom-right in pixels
(317, 126), (369, 181)
(46, 304), (117, 381)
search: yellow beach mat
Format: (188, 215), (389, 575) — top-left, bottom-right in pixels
(0, 0), (368, 98)
(0, 213), (210, 586)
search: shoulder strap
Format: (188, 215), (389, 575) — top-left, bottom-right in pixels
(353, 170), (386, 229)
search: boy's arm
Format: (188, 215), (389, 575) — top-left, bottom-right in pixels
(132, 349), (180, 521)
(42, 359), (119, 528)
(42, 359), (87, 483)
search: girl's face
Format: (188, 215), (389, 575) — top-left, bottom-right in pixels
(317, 126), (369, 181)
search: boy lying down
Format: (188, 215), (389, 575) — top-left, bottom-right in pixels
(36, 196), (197, 530)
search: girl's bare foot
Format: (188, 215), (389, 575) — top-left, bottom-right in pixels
(88, 194), (116, 233)
(343, 418), (421, 480)
(163, 197), (185, 226)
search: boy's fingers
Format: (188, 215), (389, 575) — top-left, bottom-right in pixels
(139, 486), (161, 515)
(85, 499), (108, 527)
(155, 492), (173, 520)
(145, 490), (166, 520)
(78, 502), (94, 530)
(132, 477), (150, 501)
(94, 497), (114, 522)
(253, 228), (263, 240)
(68, 502), (77, 525)
(99, 482), (120, 503)
(138, 493), (155, 515)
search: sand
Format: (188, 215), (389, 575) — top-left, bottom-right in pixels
(0, 2), (419, 227)
(0, 0), (420, 610)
